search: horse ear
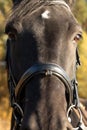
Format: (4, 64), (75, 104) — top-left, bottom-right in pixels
(12, 0), (22, 4)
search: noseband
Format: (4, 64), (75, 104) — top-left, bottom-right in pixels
(6, 1), (85, 130)
(15, 63), (73, 104)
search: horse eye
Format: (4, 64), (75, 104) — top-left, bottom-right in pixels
(8, 32), (17, 41)
(74, 34), (82, 43)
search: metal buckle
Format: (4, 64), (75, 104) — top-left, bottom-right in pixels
(67, 105), (83, 130)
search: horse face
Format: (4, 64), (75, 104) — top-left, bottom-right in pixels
(5, 1), (82, 130)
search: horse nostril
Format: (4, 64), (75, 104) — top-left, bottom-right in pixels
(66, 122), (73, 130)
(67, 126), (73, 130)
(20, 127), (29, 130)
(20, 124), (29, 130)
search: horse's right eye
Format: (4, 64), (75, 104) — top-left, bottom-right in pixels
(5, 24), (18, 41)
(8, 32), (17, 41)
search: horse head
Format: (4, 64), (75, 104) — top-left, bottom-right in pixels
(5, 0), (82, 130)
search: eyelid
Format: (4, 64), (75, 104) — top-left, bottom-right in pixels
(76, 33), (82, 39)
(74, 33), (83, 43)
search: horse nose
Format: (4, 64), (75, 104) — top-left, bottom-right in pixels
(20, 118), (73, 130)
(64, 120), (73, 130)
(20, 122), (73, 130)
(20, 124), (29, 130)
(20, 120), (31, 130)
(56, 118), (73, 130)
(20, 120), (39, 130)
(20, 123), (73, 130)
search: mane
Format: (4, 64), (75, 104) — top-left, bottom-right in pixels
(9, 0), (49, 21)
(8, 0), (66, 22)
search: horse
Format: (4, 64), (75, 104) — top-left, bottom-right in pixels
(5, 0), (87, 130)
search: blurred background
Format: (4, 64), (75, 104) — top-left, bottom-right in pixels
(0, 0), (87, 130)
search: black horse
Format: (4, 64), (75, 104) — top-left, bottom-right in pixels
(5, 0), (86, 130)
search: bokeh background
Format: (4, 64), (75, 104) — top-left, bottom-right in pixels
(0, 0), (87, 130)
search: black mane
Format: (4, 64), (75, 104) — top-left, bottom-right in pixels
(11, 0), (49, 18)
(8, 0), (66, 22)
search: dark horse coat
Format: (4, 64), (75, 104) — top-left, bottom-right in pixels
(5, 0), (87, 130)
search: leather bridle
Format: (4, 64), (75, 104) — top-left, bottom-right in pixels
(6, 39), (82, 130)
(6, 1), (86, 130)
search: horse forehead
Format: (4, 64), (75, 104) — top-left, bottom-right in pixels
(40, 6), (70, 22)
(40, 7), (66, 20)
(41, 10), (50, 19)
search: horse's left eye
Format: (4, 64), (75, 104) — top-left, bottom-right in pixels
(8, 32), (17, 41)
(74, 34), (82, 43)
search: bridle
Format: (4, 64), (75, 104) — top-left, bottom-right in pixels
(6, 1), (86, 130)
(6, 40), (84, 130)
